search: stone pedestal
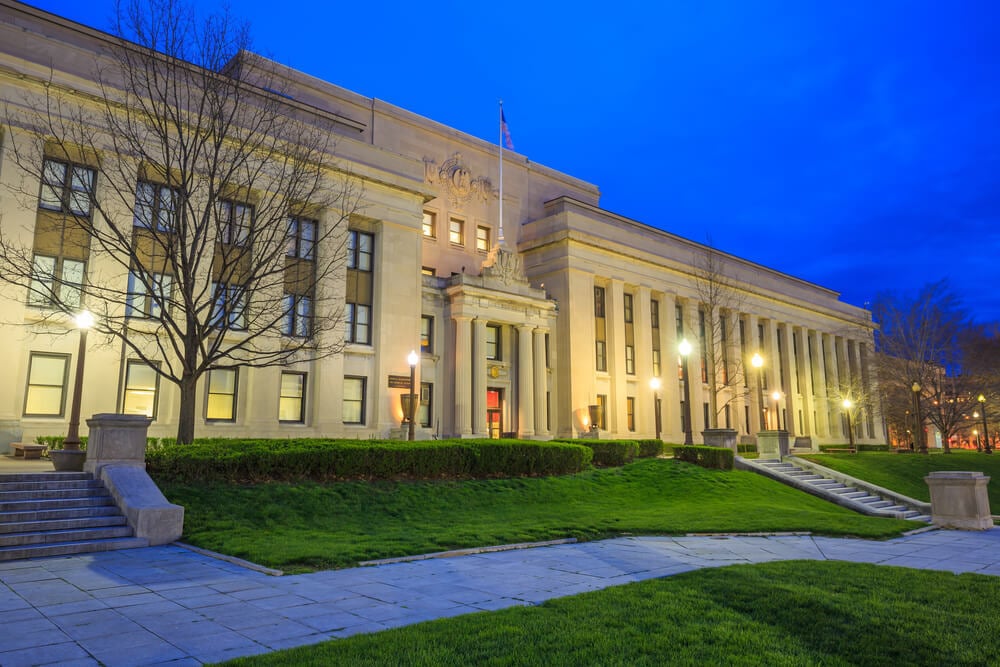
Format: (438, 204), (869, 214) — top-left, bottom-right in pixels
(83, 414), (153, 476)
(50, 449), (86, 471)
(925, 471), (993, 530)
(702, 428), (738, 452)
(757, 430), (790, 459)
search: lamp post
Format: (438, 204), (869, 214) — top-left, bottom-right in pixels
(64, 310), (94, 451)
(407, 350), (418, 441)
(751, 353), (765, 431)
(649, 377), (662, 441)
(771, 391), (783, 430)
(912, 381), (925, 454)
(842, 398), (855, 452)
(679, 339), (693, 445)
(979, 394), (992, 454)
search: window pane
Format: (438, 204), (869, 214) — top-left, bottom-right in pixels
(29, 255), (55, 305)
(25, 386), (64, 415)
(209, 368), (236, 394)
(206, 394), (235, 420)
(30, 355), (67, 384)
(25, 353), (67, 416)
(123, 362), (158, 417)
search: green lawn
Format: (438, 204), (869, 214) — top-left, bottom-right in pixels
(160, 458), (917, 572)
(800, 450), (1000, 505)
(220, 560), (1000, 666)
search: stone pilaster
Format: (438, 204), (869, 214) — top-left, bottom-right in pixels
(517, 324), (535, 437)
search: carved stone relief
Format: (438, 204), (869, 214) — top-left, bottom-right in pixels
(424, 153), (496, 210)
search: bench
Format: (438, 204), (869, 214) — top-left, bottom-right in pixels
(9, 442), (47, 459)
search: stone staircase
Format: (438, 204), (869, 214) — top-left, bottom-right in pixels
(738, 456), (932, 522)
(0, 472), (148, 561)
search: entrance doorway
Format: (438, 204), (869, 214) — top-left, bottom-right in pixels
(487, 388), (503, 439)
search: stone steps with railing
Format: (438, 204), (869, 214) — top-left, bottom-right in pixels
(737, 457), (932, 522)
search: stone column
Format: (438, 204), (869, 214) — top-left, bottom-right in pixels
(660, 293), (681, 440)
(794, 326), (814, 437)
(472, 318), (488, 436)
(453, 315), (473, 437)
(684, 300), (705, 438)
(533, 327), (549, 436)
(745, 313), (764, 434)
(636, 287), (655, 436)
(810, 330), (829, 437)
(517, 324), (535, 437)
(777, 322), (795, 435)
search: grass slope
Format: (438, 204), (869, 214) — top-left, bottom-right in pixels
(161, 458), (915, 571)
(221, 561), (1000, 666)
(801, 451), (1000, 505)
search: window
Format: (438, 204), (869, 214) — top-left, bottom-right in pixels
(39, 158), (95, 216)
(216, 199), (252, 246)
(652, 349), (661, 377)
(625, 345), (635, 375)
(650, 299), (660, 328)
(594, 286), (607, 372)
(122, 360), (160, 418)
(30, 159), (96, 309)
(134, 181), (178, 231)
(24, 353), (69, 417)
(279, 372), (306, 423)
(286, 217), (316, 260)
(624, 292), (635, 375)
(282, 294), (312, 338)
(422, 211), (437, 238)
(626, 396), (636, 432)
(205, 368), (238, 421)
(419, 382), (433, 427)
(346, 230), (374, 344)
(698, 309), (708, 383)
(210, 282), (247, 330)
(596, 394), (608, 430)
(421, 315), (434, 354)
(623, 294), (634, 323)
(651, 298), (661, 377)
(448, 217), (465, 246)
(486, 324), (501, 360)
(343, 376), (366, 424)
(127, 271), (172, 319)
(421, 266), (436, 276)
(476, 225), (491, 252)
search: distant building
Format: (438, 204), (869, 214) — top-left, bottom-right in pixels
(0, 0), (881, 447)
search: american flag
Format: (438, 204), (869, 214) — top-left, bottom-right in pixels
(501, 108), (514, 150)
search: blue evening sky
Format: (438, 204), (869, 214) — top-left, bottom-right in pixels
(25, 0), (1000, 322)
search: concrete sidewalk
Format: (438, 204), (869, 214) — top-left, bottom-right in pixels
(2, 529), (1000, 666)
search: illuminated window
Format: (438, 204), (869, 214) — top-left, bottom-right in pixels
(24, 353), (69, 417)
(476, 225), (491, 252)
(421, 315), (434, 354)
(486, 324), (501, 360)
(205, 368), (238, 421)
(419, 382), (433, 427)
(279, 372), (306, 423)
(122, 360), (160, 418)
(422, 211), (436, 238)
(627, 397), (636, 432)
(343, 376), (366, 424)
(449, 218), (464, 246)
(346, 230), (374, 344)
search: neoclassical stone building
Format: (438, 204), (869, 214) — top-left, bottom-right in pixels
(0, 0), (881, 448)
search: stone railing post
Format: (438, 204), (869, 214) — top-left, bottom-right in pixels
(925, 471), (992, 530)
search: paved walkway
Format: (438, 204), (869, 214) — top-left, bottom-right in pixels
(3, 529), (1000, 666)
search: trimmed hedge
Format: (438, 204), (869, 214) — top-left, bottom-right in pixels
(673, 445), (734, 470)
(552, 439), (645, 467)
(145, 438), (593, 483)
(637, 439), (666, 458)
(817, 443), (890, 453)
(35, 435), (88, 451)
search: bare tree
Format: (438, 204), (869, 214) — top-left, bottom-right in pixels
(691, 243), (748, 430)
(1, 0), (360, 443)
(872, 281), (970, 453)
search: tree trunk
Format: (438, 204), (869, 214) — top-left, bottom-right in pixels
(176, 374), (198, 444)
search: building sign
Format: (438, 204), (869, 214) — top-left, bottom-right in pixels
(388, 375), (411, 389)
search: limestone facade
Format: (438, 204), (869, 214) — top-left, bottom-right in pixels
(0, 1), (882, 448)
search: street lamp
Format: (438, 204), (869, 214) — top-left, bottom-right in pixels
(842, 398), (855, 452)
(649, 377), (662, 441)
(751, 353), (765, 431)
(979, 394), (992, 454)
(407, 350), (419, 441)
(64, 310), (94, 452)
(912, 381), (925, 454)
(679, 339), (693, 445)
(771, 390), (783, 430)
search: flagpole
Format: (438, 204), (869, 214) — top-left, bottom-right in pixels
(498, 100), (505, 246)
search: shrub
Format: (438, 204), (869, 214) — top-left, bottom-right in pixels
(637, 439), (665, 458)
(673, 445), (734, 470)
(145, 438), (592, 484)
(35, 435), (87, 450)
(737, 443), (758, 455)
(552, 439), (640, 467)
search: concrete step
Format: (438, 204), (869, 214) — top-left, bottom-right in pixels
(0, 505), (121, 524)
(0, 497), (115, 512)
(0, 487), (108, 502)
(0, 537), (149, 562)
(0, 525), (135, 547)
(0, 514), (127, 535)
(0, 479), (101, 493)
(0, 473), (91, 482)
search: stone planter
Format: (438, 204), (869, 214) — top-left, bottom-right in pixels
(49, 448), (86, 472)
(925, 471), (993, 530)
(756, 430), (790, 459)
(702, 428), (738, 452)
